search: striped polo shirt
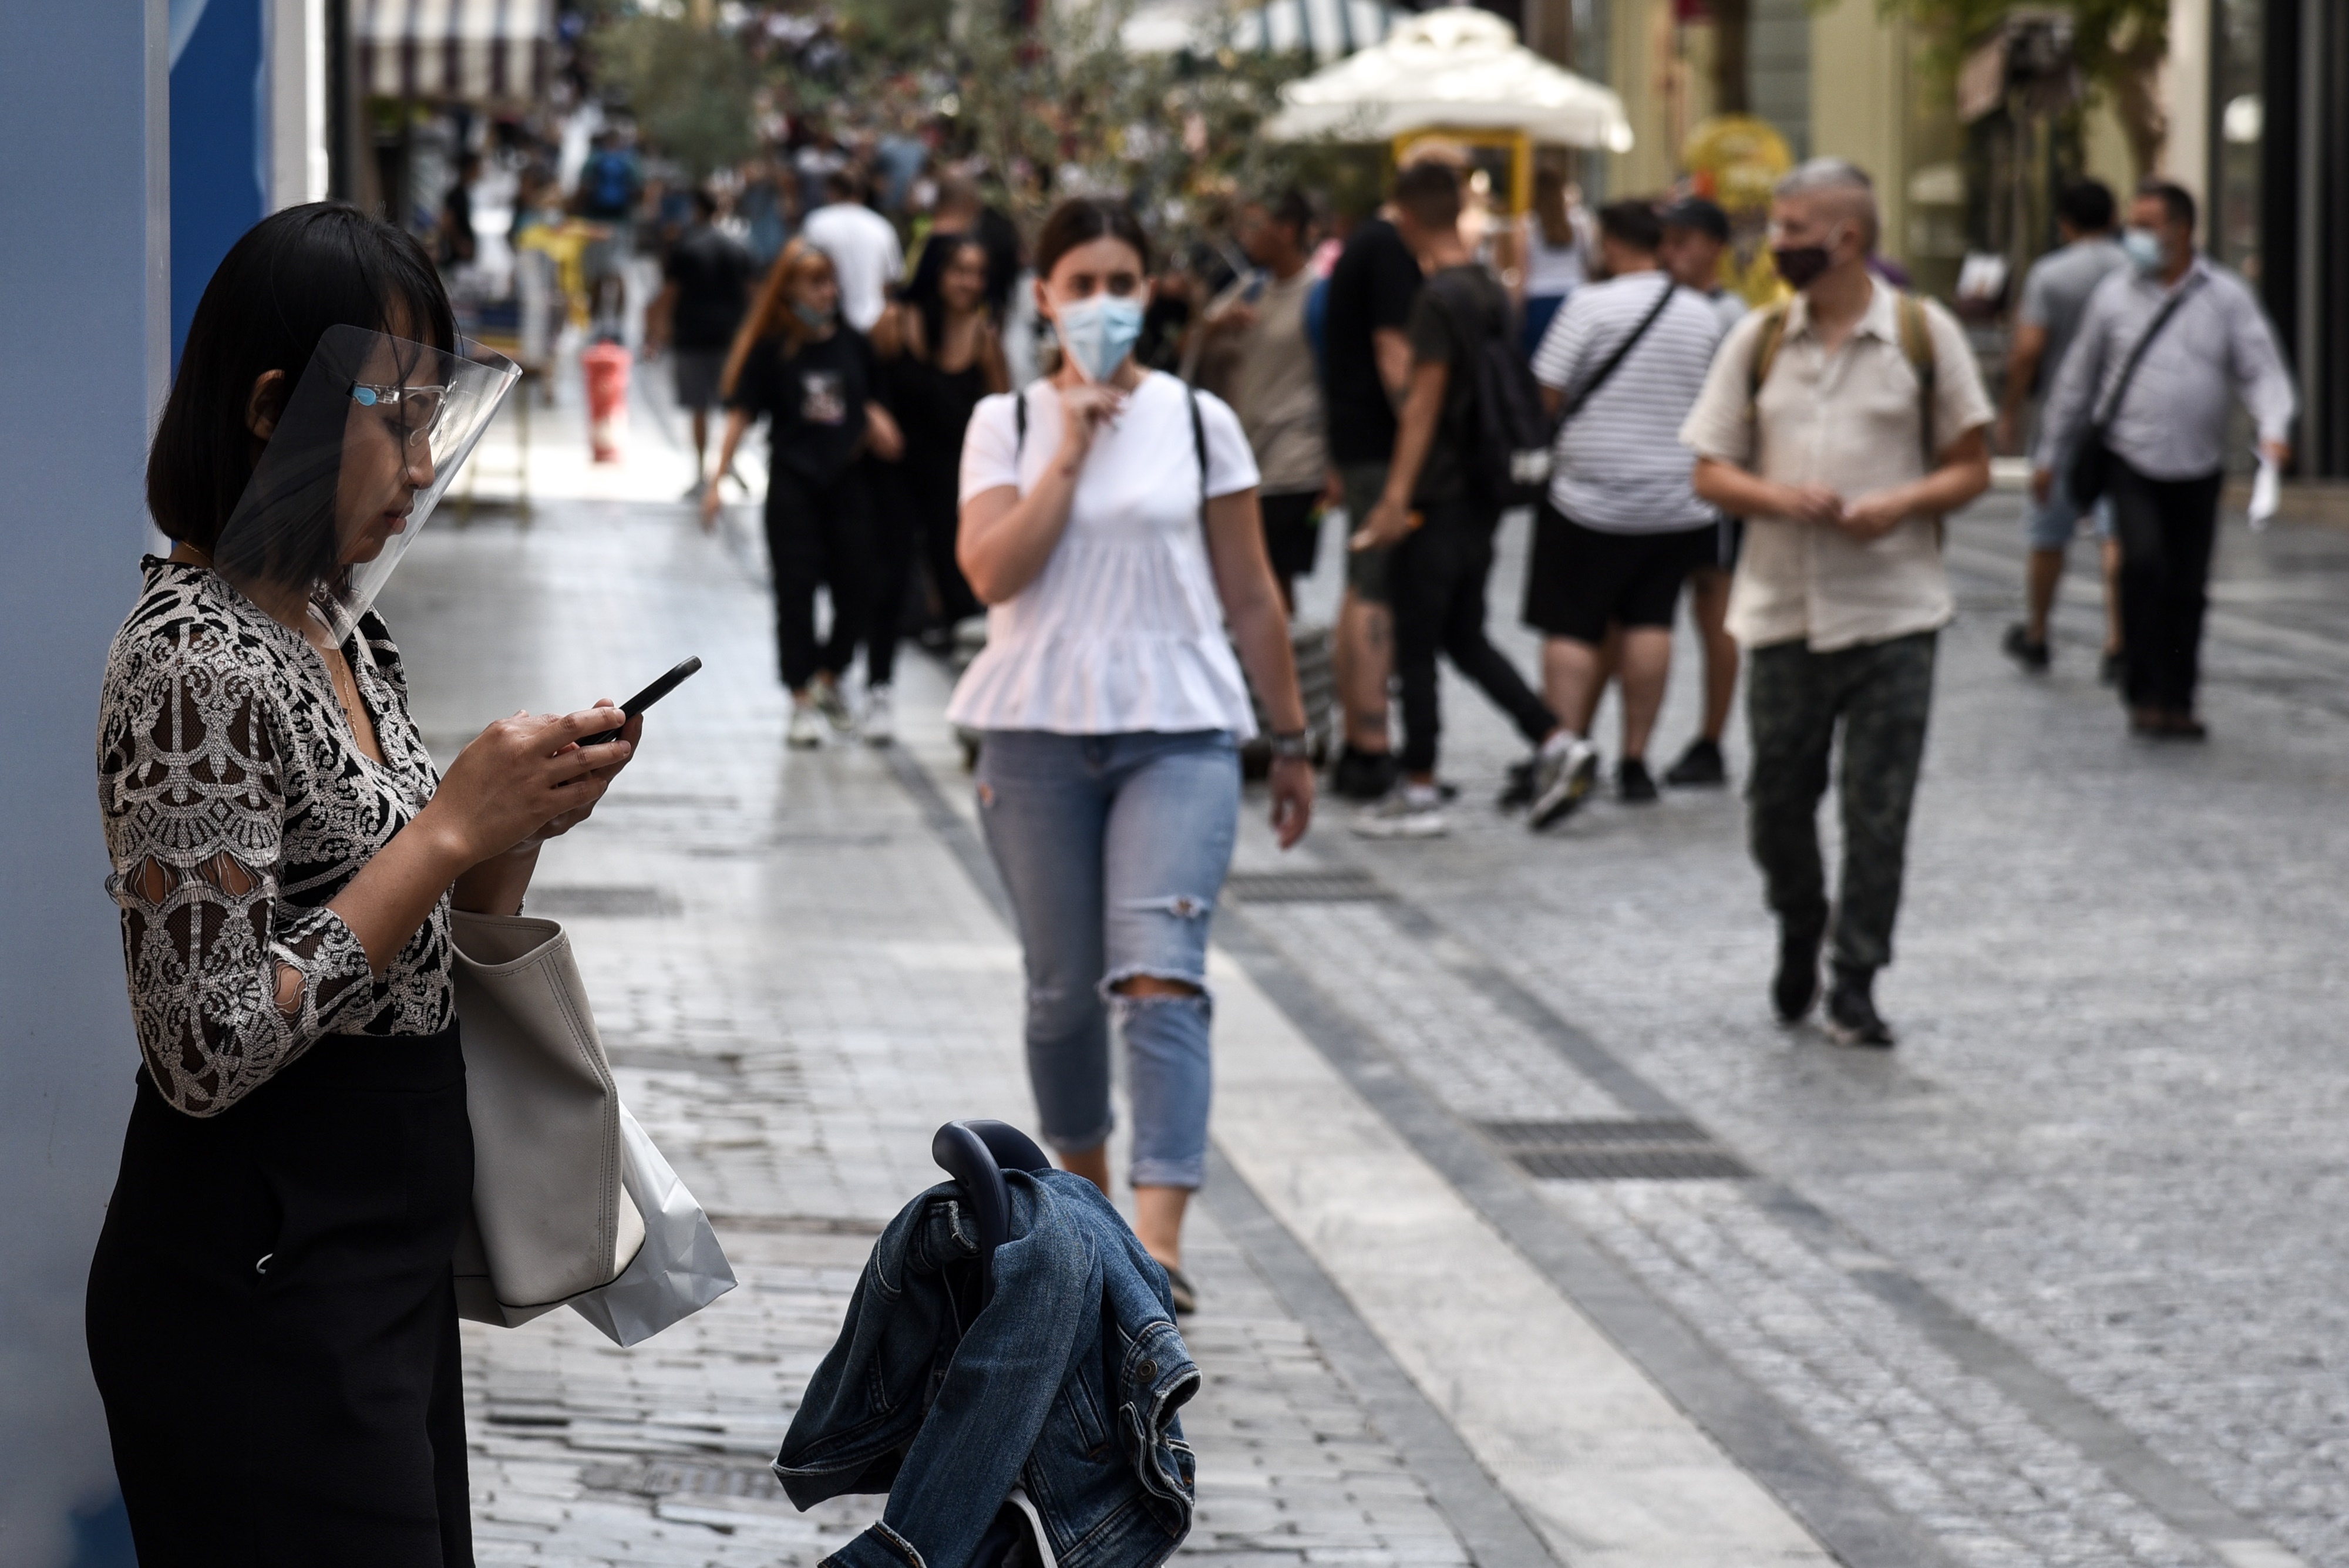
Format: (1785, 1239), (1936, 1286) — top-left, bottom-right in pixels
(1532, 270), (1727, 534)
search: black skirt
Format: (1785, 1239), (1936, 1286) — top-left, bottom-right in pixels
(86, 1025), (475, 1567)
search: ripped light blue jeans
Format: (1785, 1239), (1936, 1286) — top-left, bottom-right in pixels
(975, 729), (1240, 1190)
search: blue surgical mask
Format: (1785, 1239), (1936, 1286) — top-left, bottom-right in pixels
(1052, 293), (1145, 381)
(792, 301), (836, 330)
(2121, 227), (2165, 275)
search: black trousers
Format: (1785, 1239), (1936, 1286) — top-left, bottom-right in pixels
(2109, 461), (2224, 714)
(863, 455), (917, 688)
(765, 463), (872, 691)
(1391, 506), (1557, 775)
(88, 1028), (474, 1567)
(912, 457), (984, 630)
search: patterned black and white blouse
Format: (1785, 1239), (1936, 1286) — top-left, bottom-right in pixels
(97, 558), (455, 1116)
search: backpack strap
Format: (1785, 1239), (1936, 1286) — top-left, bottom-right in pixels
(1188, 384), (1208, 512)
(1745, 301), (1791, 410)
(1013, 379), (1208, 516)
(1896, 291), (1937, 469)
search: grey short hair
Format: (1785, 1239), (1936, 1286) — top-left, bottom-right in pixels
(1775, 157), (1880, 250)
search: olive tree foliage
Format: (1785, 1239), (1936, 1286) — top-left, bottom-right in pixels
(1867, 0), (2172, 176)
(929, 0), (1317, 235)
(589, 4), (761, 178)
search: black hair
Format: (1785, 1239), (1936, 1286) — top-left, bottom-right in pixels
(1259, 187), (1315, 238)
(1597, 198), (1663, 254)
(147, 203), (456, 549)
(2136, 177), (2196, 234)
(1392, 162), (1461, 231)
(914, 237), (993, 366)
(824, 168), (860, 203)
(1034, 198), (1153, 281)
(2056, 179), (2116, 234)
(691, 186), (720, 220)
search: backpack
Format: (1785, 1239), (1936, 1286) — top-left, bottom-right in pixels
(590, 152), (635, 215)
(1747, 290), (1939, 469)
(1425, 273), (1552, 510)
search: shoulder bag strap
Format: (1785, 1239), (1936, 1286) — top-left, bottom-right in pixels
(1013, 386), (1025, 462)
(1561, 275), (1678, 422)
(2092, 274), (2200, 430)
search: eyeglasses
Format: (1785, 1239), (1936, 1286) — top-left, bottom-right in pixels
(350, 383), (449, 446)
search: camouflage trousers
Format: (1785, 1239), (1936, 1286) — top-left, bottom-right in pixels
(1745, 630), (1938, 976)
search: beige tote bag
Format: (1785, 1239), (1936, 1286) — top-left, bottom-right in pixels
(449, 910), (647, 1327)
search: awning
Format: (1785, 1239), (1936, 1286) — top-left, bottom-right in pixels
(1123, 0), (1412, 62)
(357, 0), (555, 103)
(1263, 7), (1634, 152)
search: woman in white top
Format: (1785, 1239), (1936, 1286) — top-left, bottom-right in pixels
(954, 199), (1314, 1311)
(1517, 167), (1594, 359)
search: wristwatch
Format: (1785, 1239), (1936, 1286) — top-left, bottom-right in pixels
(1267, 731), (1311, 761)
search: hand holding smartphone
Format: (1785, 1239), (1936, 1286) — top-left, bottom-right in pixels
(580, 657), (702, 746)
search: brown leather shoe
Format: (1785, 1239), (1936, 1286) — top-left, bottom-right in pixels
(2129, 706), (2166, 736)
(2162, 710), (2208, 741)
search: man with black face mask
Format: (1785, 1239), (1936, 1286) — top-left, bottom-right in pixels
(1681, 159), (1993, 1048)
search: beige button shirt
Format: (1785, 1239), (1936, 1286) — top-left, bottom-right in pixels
(1680, 278), (1992, 652)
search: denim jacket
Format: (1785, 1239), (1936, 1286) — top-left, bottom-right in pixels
(776, 1168), (1199, 1568)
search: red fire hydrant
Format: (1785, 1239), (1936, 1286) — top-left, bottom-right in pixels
(581, 339), (632, 463)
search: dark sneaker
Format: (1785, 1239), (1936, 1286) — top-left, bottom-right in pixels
(1617, 756), (1659, 803)
(1773, 921), (1823, 1024)
(1663, 736), (1727, 787)
(1499, 758), (1537, 809)
(1331, 746), (1399, 802)
(2002, 623), (2050, 673)
(2099, 650), (2125, 687)
(1529, 738), (1598, 830)
(1822, 969), (1895, 1048)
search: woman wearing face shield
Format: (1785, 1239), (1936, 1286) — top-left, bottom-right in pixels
(952, 199), (1315, 1313)
(86, 203), (642, 1566)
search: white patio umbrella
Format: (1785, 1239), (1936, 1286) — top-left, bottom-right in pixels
(1261, 6), (1634, 152)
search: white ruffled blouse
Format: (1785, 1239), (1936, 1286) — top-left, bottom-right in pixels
(947, 373), (1261, 738)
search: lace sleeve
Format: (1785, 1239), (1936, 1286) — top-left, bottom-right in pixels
(98, 628), (379, 1116)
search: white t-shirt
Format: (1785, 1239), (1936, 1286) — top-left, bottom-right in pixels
(1532, 271), (1725, 534)
(947, 372), (1262, 737)
(799, 202), (904, 331)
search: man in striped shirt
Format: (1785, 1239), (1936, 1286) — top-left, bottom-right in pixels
(1523, 199), (1730, 817)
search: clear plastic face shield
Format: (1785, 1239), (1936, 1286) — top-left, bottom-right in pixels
(211, 325), (520, 645)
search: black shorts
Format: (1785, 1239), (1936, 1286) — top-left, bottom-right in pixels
(1259, 490), (1323, 581)
(1522, 503), (1715, 644)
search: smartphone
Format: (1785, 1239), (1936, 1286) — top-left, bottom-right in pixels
(580, 657), (701, 746)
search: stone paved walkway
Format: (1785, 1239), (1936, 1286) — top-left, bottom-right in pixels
(382, 376), (2349, 1567)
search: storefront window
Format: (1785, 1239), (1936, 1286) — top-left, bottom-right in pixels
(2212, 0), (2264, 280)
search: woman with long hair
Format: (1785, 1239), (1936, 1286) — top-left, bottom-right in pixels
(951, 198), (1315, 1313)
(87, 203), (642, 1564)
(704, 238), (904, 745)
(870, 237), (1008, 722)
(1518, 166), (1593, 358)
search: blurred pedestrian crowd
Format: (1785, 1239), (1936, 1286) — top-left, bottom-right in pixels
(425, 108), (2295, 1059)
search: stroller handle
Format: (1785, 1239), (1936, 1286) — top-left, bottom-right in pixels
(931, 1120), (1052, 1304)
